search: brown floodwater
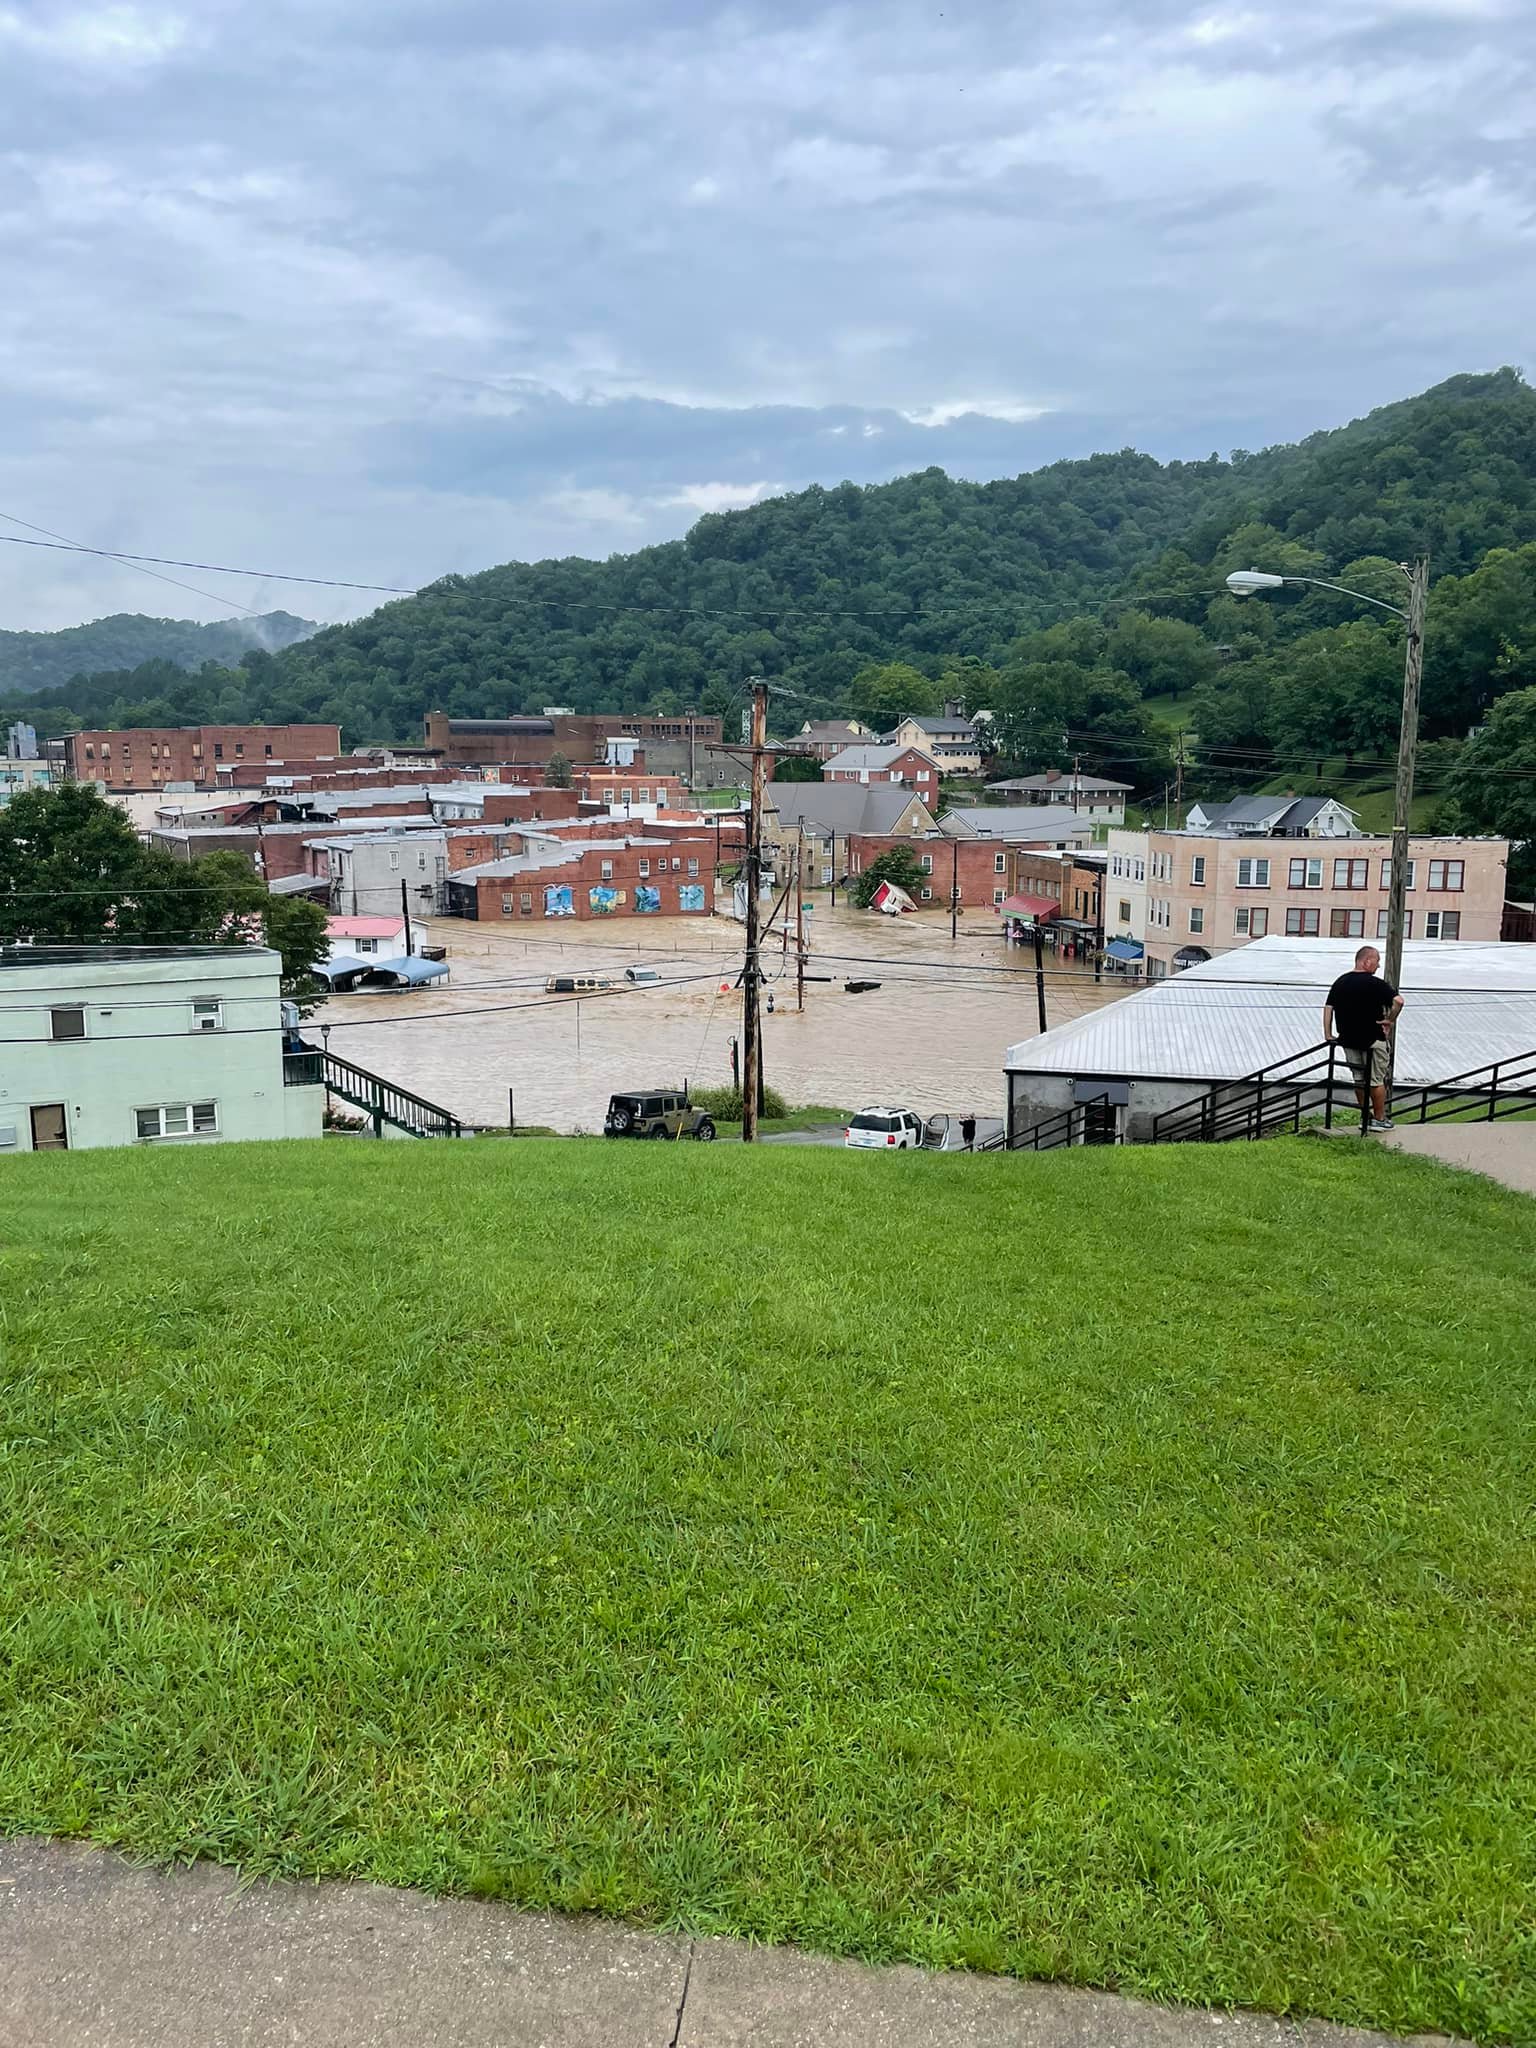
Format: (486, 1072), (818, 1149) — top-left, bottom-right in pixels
(318, 903), (1130, 1132)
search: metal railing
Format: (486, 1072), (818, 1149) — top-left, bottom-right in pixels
(1152, 1041), (1536, 1146)
(978, 1092), (1116, 1152)
(1151, 1042), (1348, 1146)
(285, 1045), (463, 1138)
(1388, 1049), (1536, 1126)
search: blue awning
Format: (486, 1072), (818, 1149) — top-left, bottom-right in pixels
(1105, 939), (1144, 962)
(360, 955), (450, 987)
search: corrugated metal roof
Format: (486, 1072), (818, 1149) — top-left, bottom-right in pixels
(1005, 938), (1536, 1088)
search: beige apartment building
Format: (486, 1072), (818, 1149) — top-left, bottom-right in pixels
(1106, 828), (1509, 978)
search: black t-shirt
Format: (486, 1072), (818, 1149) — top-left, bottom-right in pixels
(1327, 971), (1398, 1050)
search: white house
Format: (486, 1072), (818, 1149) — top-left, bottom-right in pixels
(0, 944), (322, 1154)
(323, 915), (412, 963)
(985, 770), (1131, 823)
(1185, 796), (1358, 838)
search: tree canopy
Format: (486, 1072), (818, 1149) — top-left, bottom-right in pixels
(0, 784), (326, 995)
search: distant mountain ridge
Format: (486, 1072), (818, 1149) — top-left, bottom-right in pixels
(0, 611), (318, 694)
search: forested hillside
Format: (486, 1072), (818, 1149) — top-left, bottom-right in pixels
(7, 371), (1536, 838)
(0, 611), (317, 695)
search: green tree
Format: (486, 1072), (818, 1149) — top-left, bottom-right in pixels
(847, 663), (937, 732)
(1105, 612), (1217, 698)
(0, 786), (326, 995)
(0, 781), (148, 943)
(545, 751), (574, 789)
(1442, 685), (1536, 894)
(770, 753), (822, 784)
(852, 846), (928, 909)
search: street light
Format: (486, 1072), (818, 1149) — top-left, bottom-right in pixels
(1224, 559), (1428, 997)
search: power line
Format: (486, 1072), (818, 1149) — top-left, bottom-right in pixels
(0, 510), (265, 620)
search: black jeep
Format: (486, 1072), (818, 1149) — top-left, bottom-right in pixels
(604, 1089), (716, 1141)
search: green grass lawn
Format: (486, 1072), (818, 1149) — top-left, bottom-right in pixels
(1143, 687), (1201, 734)
(2, 1139), (1534, 2041)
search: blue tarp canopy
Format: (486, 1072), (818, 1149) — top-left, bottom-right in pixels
(315, 952), (373, 987)
(1105, 939), (1144, 962)
(360, 955), (450, 987)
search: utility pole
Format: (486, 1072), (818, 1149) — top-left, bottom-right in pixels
(1032, 922), (1048, 1034)
(796, 832), (807, 1012)
(741, 678), (769, 1142)
(1383, 556), (1429, 1000)
(950, 836), (960, 942)
(400, 878), (413, 957)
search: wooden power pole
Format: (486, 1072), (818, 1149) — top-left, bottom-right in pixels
(741, 679), (770, 1142)
(1383, 556), (1429, 999)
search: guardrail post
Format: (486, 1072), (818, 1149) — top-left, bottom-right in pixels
(1324, 1044), (1335, 1130)
(1488, 1062), (1501, 1121)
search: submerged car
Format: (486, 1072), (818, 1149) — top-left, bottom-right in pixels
(604, 1089), (716, 1141)
(843, 1105), (924, 1150)
(545, 974), (613, 995)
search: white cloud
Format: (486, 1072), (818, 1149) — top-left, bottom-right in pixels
(901, 401), (1052, 429)
(0, 4), (185, 65)
(662, 481), (783, 514)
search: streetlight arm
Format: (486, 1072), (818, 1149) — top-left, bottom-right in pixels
(1274, 574), (1408, 621)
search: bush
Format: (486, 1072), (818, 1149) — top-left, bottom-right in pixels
(693, 1084), (789, 1122)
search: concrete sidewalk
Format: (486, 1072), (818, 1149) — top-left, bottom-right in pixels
(0, 1838), (1450, 2048)
(1380, 1121), (1536, 1195)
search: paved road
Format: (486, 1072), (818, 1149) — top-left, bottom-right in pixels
(1380, 1122), (1536, 1194)
(0, 1839), (1451, 2048)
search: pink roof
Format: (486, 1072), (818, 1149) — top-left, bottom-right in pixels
(326, 916), (405, 939)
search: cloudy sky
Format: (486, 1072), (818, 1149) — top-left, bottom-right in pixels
(0, 0), (1531, 630)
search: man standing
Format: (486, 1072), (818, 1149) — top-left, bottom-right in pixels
(1323, 945), (1404, 1133)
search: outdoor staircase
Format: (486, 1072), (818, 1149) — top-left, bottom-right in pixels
(977, 1092), (1117, 1153)
(283, 1046), (465, 1139)
(1149, 1042), (1536, 1146)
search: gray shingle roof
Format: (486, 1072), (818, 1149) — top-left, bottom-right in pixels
(770, 784), (931, 835)
(938, 806), (1095, 840)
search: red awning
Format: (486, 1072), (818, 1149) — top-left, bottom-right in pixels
(998, 894), (1059, 920)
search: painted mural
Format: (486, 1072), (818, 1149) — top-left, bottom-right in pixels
(543, 885), (574, 917)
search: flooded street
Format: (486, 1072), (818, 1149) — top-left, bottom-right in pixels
(318, 903), (1130, 1131)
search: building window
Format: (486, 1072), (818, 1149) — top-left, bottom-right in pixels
(235, 743), (244, 757)
(1425, 909), (1461, 940)
(84, 744), (95, 760)
(1428, 858), (1464, 891)
(501, 895), (514, 917)
(264, 744), (273, 756)
(388, 850), (400, 870)
(1250, 908), (1269, 937)
(687, 858), (699, 876)
(1118, 898), (1131, 922)
(520, 892), (533, 916)
(994, 852), (1006, 873)
(1330, 908), (1365, 938)
(1285, 907), (1320, 935)
(920, 854), (933, 873)
(135, 1101), (218, 1140)
(1378, 909), (1416, 939)
(638, 858), (650, 878)
(621, 789), (633, 804)
(1288, 857), (1323, 889)
(992, 887), (1004, 904)
(191, 998), (223, 1032)
(1235, 907), (1250, 934)
(1191, 855), (1206, 885)
(920, 886), (932, 901)
(1380, 858), (1416, 891)
(600, 860), (614, 881)
(1111, 854), (1122, 877)
(1237, 857), (1271, 888)
(191, 743), (202, 758)
(1333, 858), (1368, 890)
(355, 937), (377, 954)
(50, 1006), (86, 1041)
(1134, 858), (1145, 881)
(1189, 907), (1204, 934)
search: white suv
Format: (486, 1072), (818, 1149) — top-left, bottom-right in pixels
(844, 1106), (924, 1150)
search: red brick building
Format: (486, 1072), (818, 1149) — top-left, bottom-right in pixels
(822, 744), (942, 801)
(423, 711), (723, 773)
(445, 833), (718, 922)
(67, 723), (342, 790)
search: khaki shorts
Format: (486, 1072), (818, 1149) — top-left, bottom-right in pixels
(1343, 1041), (1390, 1089)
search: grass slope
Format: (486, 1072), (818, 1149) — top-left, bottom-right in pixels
(1, 1139), (1533, 2041)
